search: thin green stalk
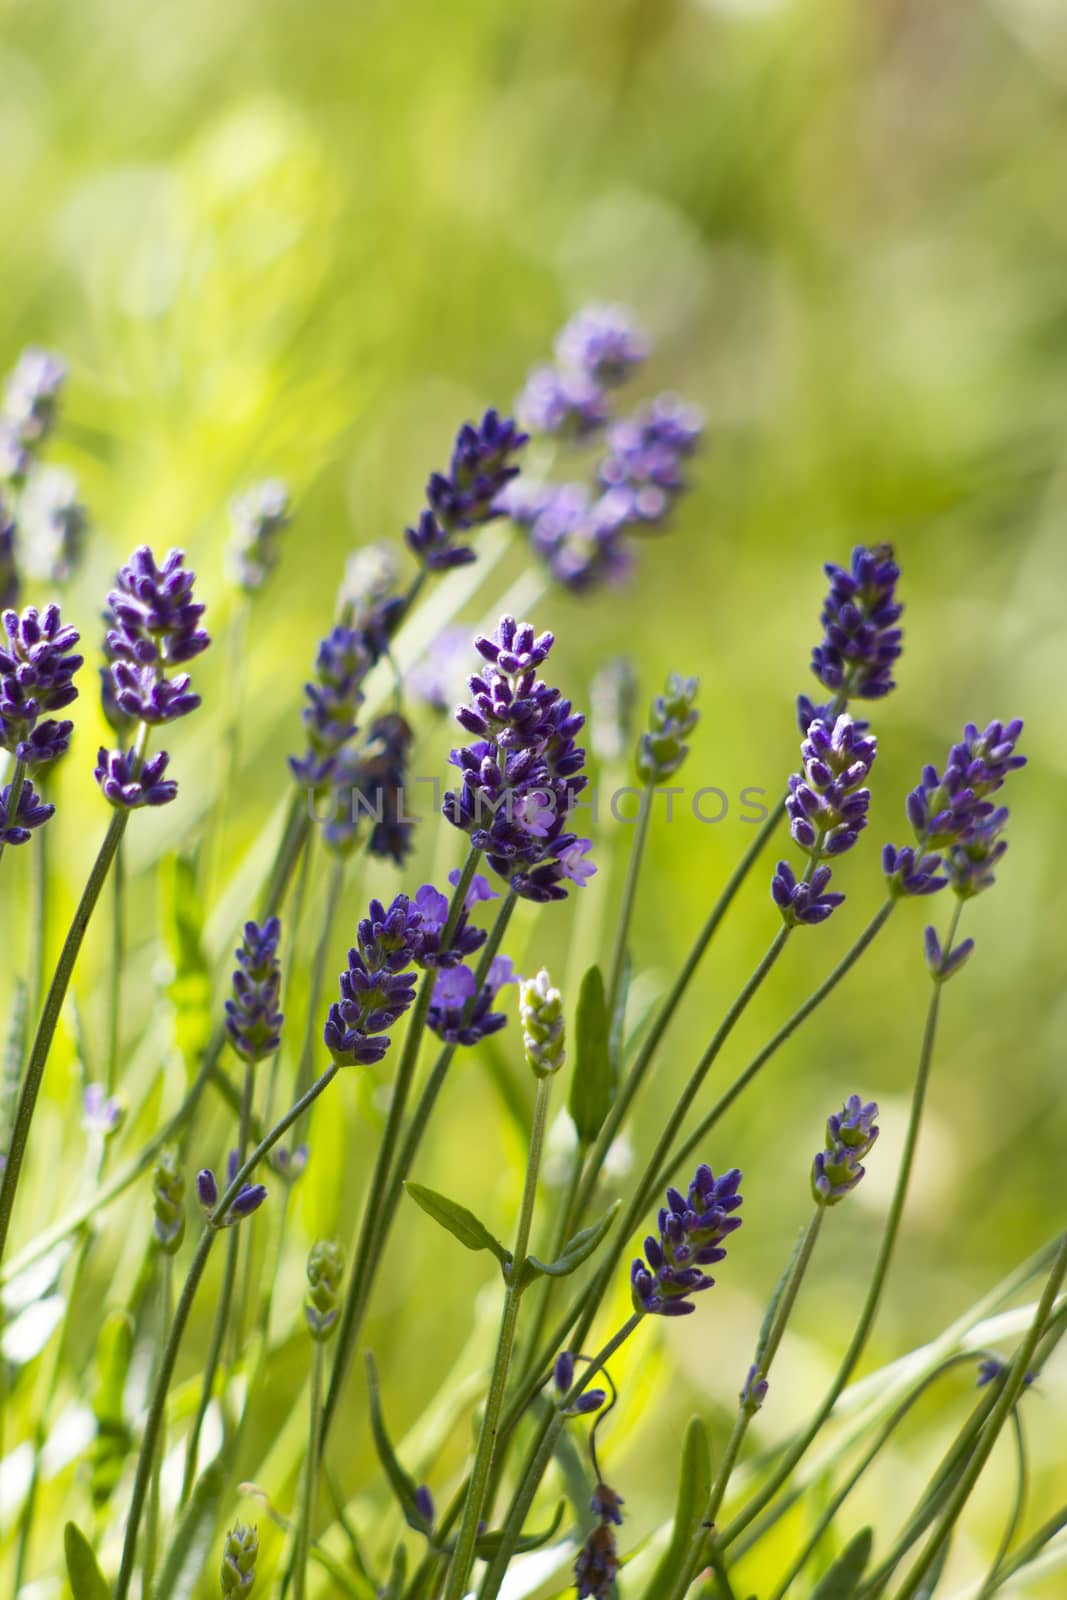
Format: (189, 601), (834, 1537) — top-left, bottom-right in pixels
(975, 1408), (1028, 1600)
(114, 1060), (341, 1600)
(293, 852), (345, 1110)
(319, 851), (484, 1450)
(604, 779), (654, 1027)
(666, 1209), (826, 1600)
(143, 1249), (172, 1594)
(0, 805), (129, 1268)
(0, 755), (28, 870)
(716, 904), (965, 1553)
(476, 1313), (644, 1600)
(30, 812), (48, 1019)
(894, 1229), (1067, 1599)
(107, 837), (125, 1093)
(294, 1340), (326, 1600)
(444, 1071), (554, 1600)
(980, 1504), (1067, 1595)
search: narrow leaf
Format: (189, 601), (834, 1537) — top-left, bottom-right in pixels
(810, 1527), (874, 1600)
(63, 1522), (110, 1600)
(522, 1200), (621, 1283)
(642, 1416), (712, 1600)
(153, 1459), (225, 1600)
(161, 850), (212, 1072)
(90, 1311), (134, 1508)
(608, 952), (631, 1071)
(404, 1182), (511, 1267)
(366, 1353), (433, 1535)
(569, 964), (613, 1144)
(913, 1532), (952, 1599)
(476, 1500), (566, 1556)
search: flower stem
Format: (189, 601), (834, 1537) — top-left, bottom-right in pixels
(113, 1061), (340, 1600)
(294, 1340), (326, 1600)
(107, 837), (125, 1094)
(716, 903), (965, 1553)
(443, 1070), (554, 1600)
(0, 806), (129, 1269)
(319, 850), (484, 1450)
(604, 779), (654, 1028)
(143, 1249), (172, 1594)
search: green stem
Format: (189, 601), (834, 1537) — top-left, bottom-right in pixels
(716, 904), (964, 1553)
(30, 812), (48, 1020)
(293, 853), (345, 1110)
(604, 779), (654, 1027)
(894, 1230), (1067, 1599)
(319, 851), (485, 1451)
(107, 838), (125, 1093)
(444, 1071), (554, 1600)
(976, 1408), (1028, 1600)
(979, 1503), (1067, 1596)
(113, 1060), (341, 1600)
(666, 1209), (826, 1600)
(476, 1313), (643, 1600)
(294, 1340), (326, 1600)
(143, 1249), (172, 1594)
(0, 805), (129, 1268)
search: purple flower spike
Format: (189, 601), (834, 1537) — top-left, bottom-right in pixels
(226, 1182), (268, 1222)
(631, 1163), (743, 1317)
(598, 395), (704, 526)
(556, 305), (649, 386)
(571, 1388), (606, 1415)
(786, 713), (877, 859)
(94, 747), (178, 809)
(812, 1095), (880, 1206)
(882, 844), (947, 898)
(517, 366), (610, 440)
(426, 956), (516, 1047)
(576, 1481), (625, 1598)
(808, 542), (903, 704)
(2, 348), (66, 454)
(0, 778), (54, 844)
(106, 547), (209, 669)
(924, 926), (976, 982)
(225, 917), (284, 1063)
(407, 408), (528, 572)
(322, 713), (416, 864)
(771, 860), (845, 927)
(197, 1168), (219, 1210)
(228, 478), (291, 593)
(0, 603), (83, 768)
(289, 625), (370, 793)
(323, 894), (423, 1066)
(741, 1364), (769, 1414)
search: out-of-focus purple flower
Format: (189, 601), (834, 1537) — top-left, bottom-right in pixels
(557, 306), (649, 386)
(882, 844), (947, 898)
(0, 777), (54, 844)
(106, 547), (209, 669)
(637, 672), (699, 783)
(786, 714), (877, 859)
(598, 395), (703, 525)
(225, 918), (284, 1063)
(517, 365), (610, 440)
(2, 348), (66, 456)
(427, 956), (516, 1047)
(20, 466), (87, 585)
(808, 543), (903, 705)
(0, 603), (83, 767)
(407, 625), (472, 715)
(631, 1163), (743, 1317)
(526, 484), (634, 591)
(82, 1084), (125, 1138)
(444, 616), (594, 902)
(322, 713), (416, 864)
(0, 503), (18, 609)
(812, 1095), (879, 1206)
(771, 860), (845, 928)
(323, 895), (423, 1065)
(290, 625), (370, 793)
(228, 479), (291, 593)
(95, 747), (178, 809)
(924, 925), (976, 981)
(590, 1483), (625, 1526)
(741, 1364), (769, 1414)
(976, 1357), (1035, 1390)
(269, 1143), (309, 1183)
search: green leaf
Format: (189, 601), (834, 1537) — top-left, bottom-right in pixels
(2, 977), (28, 1135)
(90, 1311), (134, 1509)
(642, 1416), (712, 1600)
(380, 1540), (408, 1600)
(608, 952), (631, 1072)
(810, 1527), (874, 1600)
(913, 1533), (952, 1599)
(569, 964), (613, 1144)
(160, 850), (212, 1073)
(64, 1522), (110, 1600)
(153, 1459), (225, 1600)
(476, 1500), (566, 1556)
(404, 1182), (511, 1268)
(366, 1353), (433, 1536)
(521, 1200), (621, 1285)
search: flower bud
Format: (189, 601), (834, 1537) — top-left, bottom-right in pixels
(520, 968), (565, 1077)
(636, 672), (699, 783)
(152, 1148), (185, 1254)
(305, 1239), (345, 1341)
(220, 1521), (258, 1595)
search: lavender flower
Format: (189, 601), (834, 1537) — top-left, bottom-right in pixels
(305, 1238), (345, 1341)
(220, 1522), (258, 1596)
(426, 956), (516, 1047)
(598, 394), (703, 525)
(741, 1364), (769, 1414)
(590, 1483), (625, 1526)
(106, 547), (209, 669)
(94, 748), (178, 810)
(413, 875), (490, 969)
(557, 304), (648, 385)
(82, 1084), (125, 1139)
(0, 778), (54, 844)
(525, 484), (634, 591)
(407, 625), (472, 714)
(323, 713), (416, 864)
(20, 467), (87, 585)
(516, 366), (610, 440)
(554, 1352), (575, 1395)
(2, 348), (66, 454)
(290, 625), (370, 792)
(630, 1163), (743, 1316)
(407, 409), (528, 571)
(812, 1095), (879, 1206)
(807, 543), (903, 709)
(575, 1481), (626, 1599)
(269, 1142), (309, 1184)
(323, 895), (423, 1065)
(636, 672), (699, 782)
(771, 861), (845, 927)
(882, 844), (947, 898)
(0, 603), (83, 768)
(976, 1357), (1034, 1391)
(924, 925), (976, 982)
(225, 918), (284, 1063)
(444, 616), (595, 902)
(786, 714), (877, 859)
(152, 1149), (185, 1253)
(0, 503), (18, 609)
(414, 1485), (436, 1529)
(228, 478), (291, 592)
(946, 809), (1011, 898)
(197, 1157), (268, 1227)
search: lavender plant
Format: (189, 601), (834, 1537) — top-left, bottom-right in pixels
(0, 314), (1060, 1600)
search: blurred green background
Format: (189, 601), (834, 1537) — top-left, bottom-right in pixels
(1, 0), (1066, 1592)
